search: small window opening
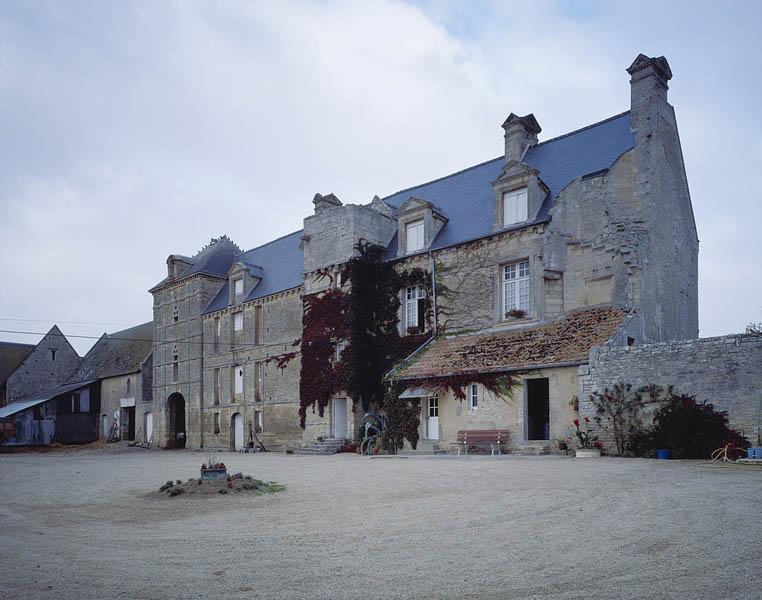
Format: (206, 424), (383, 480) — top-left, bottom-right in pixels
(50, 349), (57, 361)
(469, 384), (479, 410)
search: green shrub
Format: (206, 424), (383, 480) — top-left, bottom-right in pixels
(649, 394), (749, 459)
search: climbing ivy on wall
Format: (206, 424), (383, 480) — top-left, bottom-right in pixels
(294, 241), (429, 428)
(285, 240), (519, 450)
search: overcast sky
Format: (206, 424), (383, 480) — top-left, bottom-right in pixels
(1, 0), (761, 355)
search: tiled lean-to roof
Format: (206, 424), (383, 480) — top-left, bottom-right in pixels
(390, 306), (628, 381)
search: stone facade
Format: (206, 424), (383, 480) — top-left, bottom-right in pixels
(146, 54), (708, 452)
(580, 334), (762, 445)
(6, 325), (80, 403)
(151, 272), (227, 449)
(201, 288), (303, 451)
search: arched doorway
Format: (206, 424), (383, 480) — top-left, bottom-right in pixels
(167, 393), (186, 449)
(231, 413), (244, 451)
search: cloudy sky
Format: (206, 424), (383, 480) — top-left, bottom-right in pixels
(1, 0), (761, 355)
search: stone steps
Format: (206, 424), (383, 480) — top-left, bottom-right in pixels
(512, 444), (551, 456)
(293, 438), (346, 455)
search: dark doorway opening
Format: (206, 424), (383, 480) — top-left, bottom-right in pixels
(526, 378), (550, 441)
(168, 393), (186, 449)
(123, 406), (136, 441)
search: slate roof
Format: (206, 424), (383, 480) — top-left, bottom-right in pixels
(67, 321), (153, 384)
(390, 306), (628, 381)
(203, 230), (305, 314)
(150, 236), (241, 291)
(383, 112), (635, 255)
(196, 111), (635, 315)
(0, 342), (35, 385)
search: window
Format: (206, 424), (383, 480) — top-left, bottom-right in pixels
(126, 378), (131, 395)
(213, 412), (220, 434)
(172, 362), (179, 382)
(234, 365), (243, 396)
(234, 277), (243, 298)
(254, 305), (263, 345)
(406, 220), (424, 253)
(503, 260), (531, 317)
(469, 384), (479, 410)
(254, 362), (264, 401)
(503, 187), (528, 226)
(233, 312), (243, 331)
(50, 349), (57, 361)
(173, 306), (179, 323)
(213, 369), (220, 405)
(405, 285), (426, 332)
(213, 317), (221, 353)
(254, 409), (263, 433)
(334, 340), (348, 363)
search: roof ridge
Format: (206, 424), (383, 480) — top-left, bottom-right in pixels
(238, 228), (304, 258)
(531, 110), (631, 149)
(380, 111), (630, 203)
(381, 155), (503, 203)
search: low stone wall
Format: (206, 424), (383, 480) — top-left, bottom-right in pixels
(579, 334), (762, 444)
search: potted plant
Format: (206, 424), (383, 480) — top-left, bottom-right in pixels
(573, 417), (601, 458)
(200, 451), (227, 480)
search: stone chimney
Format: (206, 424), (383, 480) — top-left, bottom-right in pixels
(502, 113), (541, 163)
(627, 54), (672, 131)
(312, 192), (342, 213)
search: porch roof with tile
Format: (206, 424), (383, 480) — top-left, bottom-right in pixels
(390, 306), (628, 381)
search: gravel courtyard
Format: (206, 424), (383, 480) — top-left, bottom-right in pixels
(0, 448), (759, 600)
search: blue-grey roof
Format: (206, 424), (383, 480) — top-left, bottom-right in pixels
(382, 111), (635, 254)
(181, 236), (241, 278)
(201, 112), (634, 314)
(203, 230), (304, 314)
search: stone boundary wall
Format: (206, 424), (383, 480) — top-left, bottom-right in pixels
(579, 334), (762, 445)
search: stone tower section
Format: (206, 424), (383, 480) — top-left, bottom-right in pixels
(301, 193), (397, 294)
(627, 54), (699, 340)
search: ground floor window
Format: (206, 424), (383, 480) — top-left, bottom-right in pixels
(469, 384), (478, 410)
(213, 412), (220, 434)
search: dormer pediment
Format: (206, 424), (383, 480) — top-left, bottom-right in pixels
(491, 161), (549, 232)
(491, 160), (540, 187)
(228, 261), (262, 305)
(396, 196), (448, 257)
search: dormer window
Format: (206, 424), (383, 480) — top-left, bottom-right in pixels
(503, 187), (528, 226)
(233, 277), (243, 298)
(406, 220), (424, 254)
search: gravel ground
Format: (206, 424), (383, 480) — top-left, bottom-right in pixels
(0, 447), (760, 600)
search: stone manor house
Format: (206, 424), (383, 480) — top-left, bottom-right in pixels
(4, 53), (759, 450)
(144, 53), (703, 453)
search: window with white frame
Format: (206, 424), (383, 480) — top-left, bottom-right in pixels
(334, 340), (348, 363)
(233, 277), (243, 298)
(503, 260), (531, 317)
(234, 365), (243, 395)
(469, 383), (478, 410)
(406, 220), (424, 253)
(503, 187), (528, 226)
(405, 285), (426, 332)
(233, 311), (243, 331)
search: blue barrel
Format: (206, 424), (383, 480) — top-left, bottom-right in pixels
(656, 449), (672, 460)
